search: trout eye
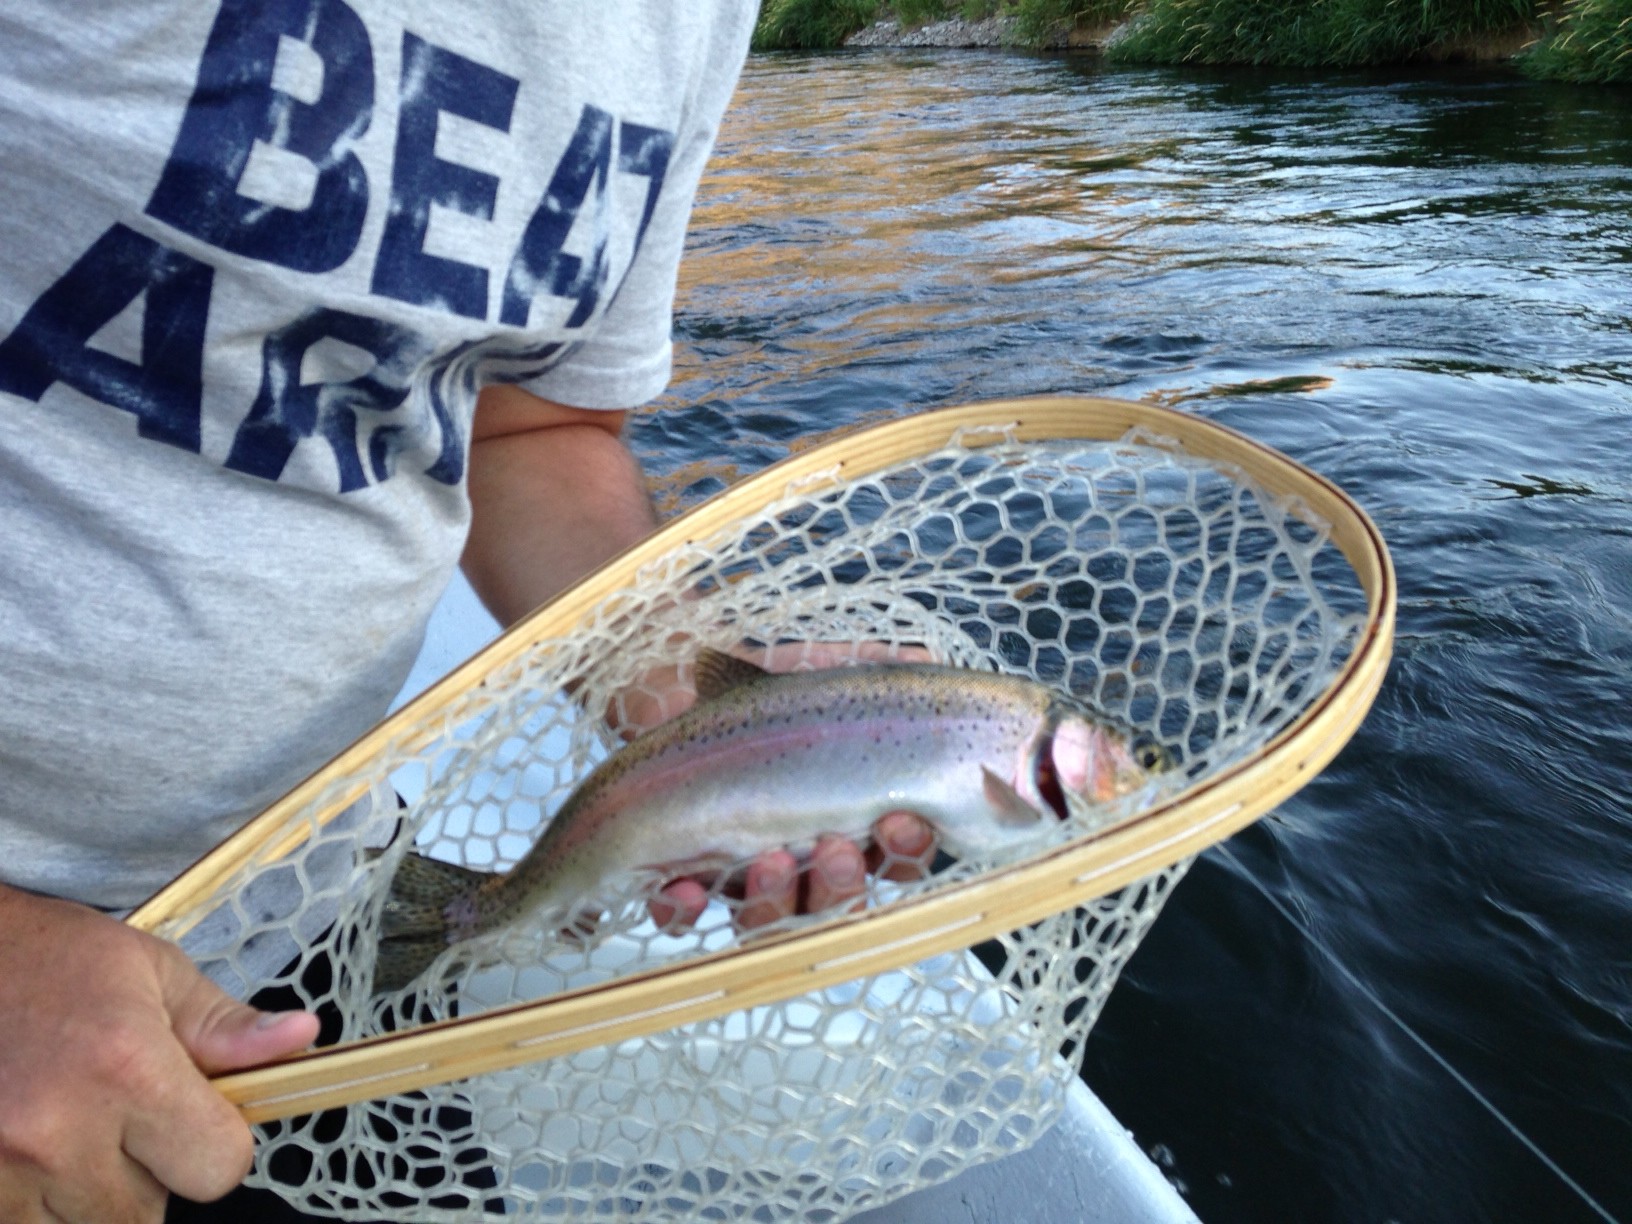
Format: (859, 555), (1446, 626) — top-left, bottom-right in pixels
(1034, 734), (1070, 821)
(1135, 738), (1172, 773)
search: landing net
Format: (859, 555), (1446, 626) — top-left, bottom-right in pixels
(131, 398), (1391, 1223)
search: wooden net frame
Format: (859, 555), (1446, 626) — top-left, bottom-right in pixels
(126, 396), (1393, 1218)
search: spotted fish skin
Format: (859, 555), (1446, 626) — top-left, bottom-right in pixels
(374, 652), (1158, 991)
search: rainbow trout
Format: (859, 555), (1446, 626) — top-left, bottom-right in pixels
(373, 650), (1164, 991)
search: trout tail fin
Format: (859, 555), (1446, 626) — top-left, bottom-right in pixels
(372, 850), (490, 994)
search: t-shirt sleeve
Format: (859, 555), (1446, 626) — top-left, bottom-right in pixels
(522, 4), (756, 410)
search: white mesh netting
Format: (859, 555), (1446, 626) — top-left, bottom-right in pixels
(158, 425), (1367, 1222)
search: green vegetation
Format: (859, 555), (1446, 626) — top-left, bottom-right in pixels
(1008, 0), (1140, 44)
(1520, 0), (1632, 83)
(896, 0), (956, 23)
(753, 0), (879, 50)
(1107, 0), (1534, 67)
(750, 0), (1134, 50)
(751, 0), (1632, 83)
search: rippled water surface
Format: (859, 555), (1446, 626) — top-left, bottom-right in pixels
(633, 52), (1632, 1224)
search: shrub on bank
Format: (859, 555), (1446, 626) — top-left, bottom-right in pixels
(752, 0), (1136, 48)
(1008, 0), (1142, 43)
(1520, 0), (1632, 83)
(753, 0), (879, 50)
(751, 0), (1631, 82)
(1106, 0), (1535, 66)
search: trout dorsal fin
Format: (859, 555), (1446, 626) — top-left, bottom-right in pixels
(695, 648), (770, 700)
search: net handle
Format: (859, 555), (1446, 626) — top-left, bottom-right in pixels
(125, 396), (1394, 1123)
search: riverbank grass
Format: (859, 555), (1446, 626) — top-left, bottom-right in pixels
(1520, 0), (1632, 83)
(754, 0), (880, 50)
(1106, 0), (1534, 66)
(752, 0), (1631, 82)
(752, 0), (1135, 49)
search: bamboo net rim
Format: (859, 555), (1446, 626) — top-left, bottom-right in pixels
(128, 396), (1395, 1123)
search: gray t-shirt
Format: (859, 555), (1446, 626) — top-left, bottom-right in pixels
(0, 0), (755, 911)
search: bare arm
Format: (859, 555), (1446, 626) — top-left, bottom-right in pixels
(462, 385), (658, 627)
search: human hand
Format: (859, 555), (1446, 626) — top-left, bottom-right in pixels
(0, 887), (320, 1223)
(648, 810), (938, 934)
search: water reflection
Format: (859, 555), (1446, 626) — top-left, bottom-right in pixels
(638, 49), (1632, 1224)
(1484, 474), (1598, 499)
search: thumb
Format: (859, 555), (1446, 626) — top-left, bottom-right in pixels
(156, 949), (322, 1075)
(189, 1004), (323, 1075)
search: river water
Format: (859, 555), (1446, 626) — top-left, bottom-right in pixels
(632, 51), (1632, 1224)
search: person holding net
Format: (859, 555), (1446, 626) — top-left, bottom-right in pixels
(0, 5), (936, 1221)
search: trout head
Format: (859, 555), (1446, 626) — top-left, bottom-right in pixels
(1026, 699), (1170, 818)
(966, 695), (1168, 857)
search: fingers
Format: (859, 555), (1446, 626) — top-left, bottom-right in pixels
(657, 841), (864, 935)
(130, 947), (320, 1202)
(648, 878), (709, 933)
(166, 980), (321, 1076)
(118, 1041), (254, 1205)
(1, 1147), (166, 1224)
(0, 991), (245, 1219)
(870, 810), (936, 881)
(802, 836), (867, 916)
(738, 834), (882, 927)
(735, 850), (799, 930)
(110, 999), (252, 1202)
(654, 811), (939, 935)
(38, 1152), (166, 1224)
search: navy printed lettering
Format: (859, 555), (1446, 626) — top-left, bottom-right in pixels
(500, 106), (615, 329)
(616, 122), (674, 253)
(225, 309), (444, 490)
(0, 14), (683, 496)
(371, 34), (519, 319)
(0, 224), (211, 452)
(420, 341), (489, 487)
(146, 0), (372, 274)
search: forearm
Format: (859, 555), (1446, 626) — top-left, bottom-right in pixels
(461, 386), (659, 628)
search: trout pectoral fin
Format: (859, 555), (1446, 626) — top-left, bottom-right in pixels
(558, 905), (604, 945)
(982, 767), (1047, 828)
